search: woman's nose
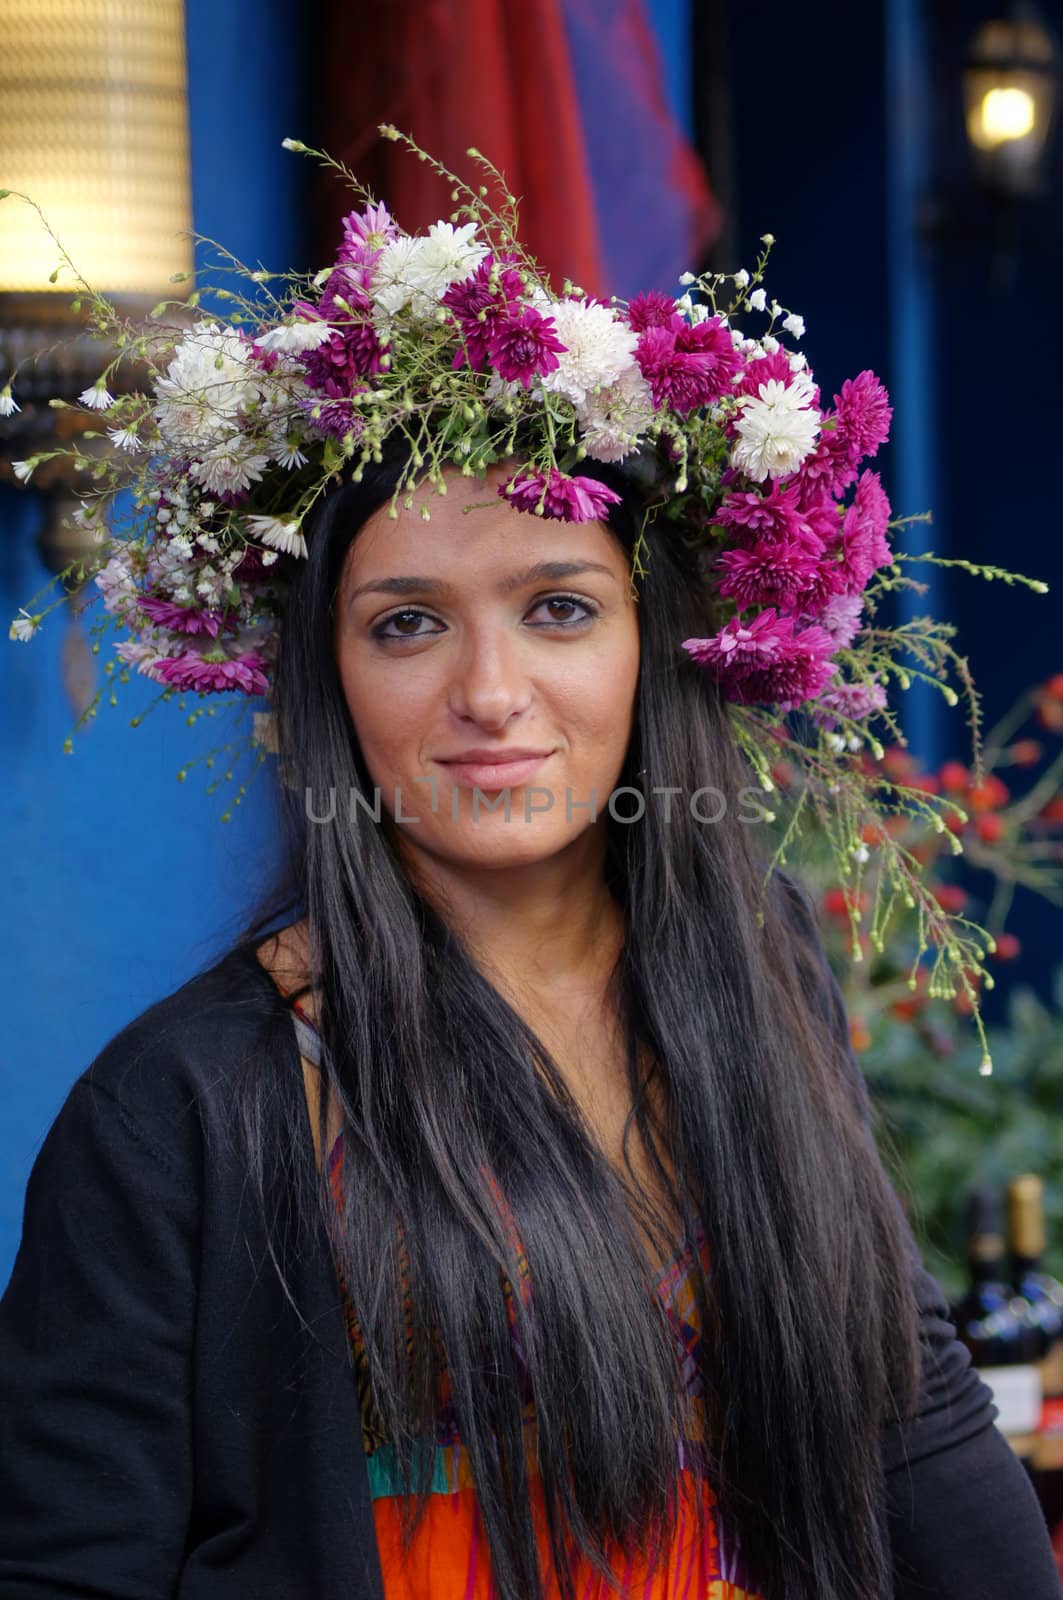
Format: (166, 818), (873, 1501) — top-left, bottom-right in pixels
(446, 624), (533, 728)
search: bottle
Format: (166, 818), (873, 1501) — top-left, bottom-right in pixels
(951, 1186), (1043, 1477)
(1007, 1174), (1063, 1538)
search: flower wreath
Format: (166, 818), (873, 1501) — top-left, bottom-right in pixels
(4, 126), (1048, 1067)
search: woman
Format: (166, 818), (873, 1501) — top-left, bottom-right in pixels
(1, 444), (1059, 1600)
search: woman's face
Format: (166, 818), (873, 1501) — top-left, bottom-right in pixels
(334, 463), (641, 872)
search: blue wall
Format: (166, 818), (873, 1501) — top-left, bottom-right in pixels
(0, 0), (307, 1287)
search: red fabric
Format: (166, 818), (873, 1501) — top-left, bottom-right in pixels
(316, 0), (606, 296)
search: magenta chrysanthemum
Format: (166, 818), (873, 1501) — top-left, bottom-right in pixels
(831, 470), (892, 595)
(717, 541), (824, 611)
(500, 467), (622, 523)
(734, 349), (800, 400)
(626, 290), (679, 333)
(487, 306), (566, 387)
(154, 649), (269, 696)
(794, 420), (858, 499)
(443, 253), (526, 370)
(834, 370), (892, 463)
(300, 270), (388, 393)
(684, 611), (837, 711)
(714, 480), (820, 552)
(635, 316), (741, 412)
(138, 596), (229, 637)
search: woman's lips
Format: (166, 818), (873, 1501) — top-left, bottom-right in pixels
(436, 753), (553, 790)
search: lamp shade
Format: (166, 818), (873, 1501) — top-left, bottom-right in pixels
(0, 0), (193, 295)
(963, 9), (1060, 196)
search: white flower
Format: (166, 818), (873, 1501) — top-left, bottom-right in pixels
(825, 732), (847, 753)
(734, 269), (750, 289)
(189, 443), (270, 497)
(760, 233), (775, 245)
(154, 320), (260, 454)
(254, 320), (333, 354)
(783, 312), (806, 339)
(79, 381), (114, 410)
(261, 549), (280, 566)
(789, 352), (808, 371)
(94, 554), (139, 616)
(576, 364), (655, 462)
(678, 271), (696, 286)
(106, 424), (144, 453)
(12, 459), (34, 483)
(276, 437), (308, 471)
(9, 608), (40, 641)
(0, 386), (19, 417)
(748, 288), (767, 313)
(372, 222), (486, 317)
(247, 514), (308, 558)
(762, 335), (780, 354)
(730, 374), (821, 482)
(540, 298), (638, 408)
(852, 843), (870, 864)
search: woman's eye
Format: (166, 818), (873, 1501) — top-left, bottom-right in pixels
(372, 608), (442, 641)
(529, 594), (598, 628)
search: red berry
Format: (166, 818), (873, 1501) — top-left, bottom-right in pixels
(1008, 739), (1043, 766)
(992, 932), (1021, 962)
(938, 761), (969, 792)
(932, 883), (968, 913)
(1044, 673), (1063, 701)
(976, 812), (1004, 844)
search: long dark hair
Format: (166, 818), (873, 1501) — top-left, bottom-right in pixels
(235, 442), (922, 1600)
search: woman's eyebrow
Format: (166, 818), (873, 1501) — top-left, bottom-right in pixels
(346, 560), (618, 604)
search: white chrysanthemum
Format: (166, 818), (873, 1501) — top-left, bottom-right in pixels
(106, 425), (143, 453)
(12, 460), (34, 483)
(247, 514), (308, 559)
(731, 374), (821, 482)
(372, 222), (487, 318)
(254, 320), (334, 354)
(0, 387), (19, 417)
(9, 608), (40, 641)
(154, 320), (260, 454)
(577, 364), (655, 463)
(189, 443), (270, 497)
(79, 381), (114, 411)
(540, 299), (639, 408)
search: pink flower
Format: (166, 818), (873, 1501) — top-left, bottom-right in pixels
(831, 470), (892, 595)
(717, 541), (824, 611)
(794, 420), (858, 499)
(339, 202), (398, 261)
(684, 610), (837, 711)
(816, 592), (865, 648)
(635, 316), (741, 412)
(810, 676), (888, 728)
(487, 306), (566, 387)
(443, 253), (525, 370)
(734, 349), (813, 401)
(138, 596), (230, 637)
(300, 269), (388, 392)
(155, 648), (269, 696)
(500, 467), (622, 523)
(626, 290), (679, 332)
(714, 480), (820, 552)
(834, 370), (892, 463)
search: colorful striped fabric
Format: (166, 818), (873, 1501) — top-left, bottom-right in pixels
(286, 989), (763, 1596)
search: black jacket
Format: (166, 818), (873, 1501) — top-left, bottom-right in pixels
(1, 905), (1061, 1598)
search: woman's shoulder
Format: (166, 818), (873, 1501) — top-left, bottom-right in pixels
(77, 938), (301, 1143)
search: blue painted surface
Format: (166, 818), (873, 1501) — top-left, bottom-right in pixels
(0, 0), (306, 1287)
(645, 0), (693, 135)
(885, 0), (941, 767)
